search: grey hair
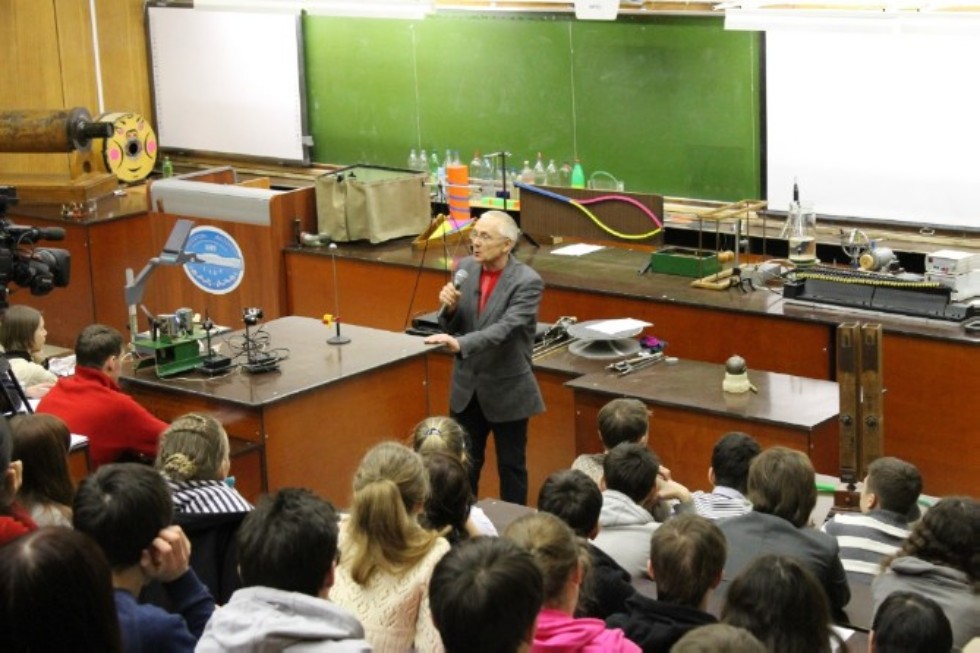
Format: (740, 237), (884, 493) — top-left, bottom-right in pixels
(480, 210), (520, 243)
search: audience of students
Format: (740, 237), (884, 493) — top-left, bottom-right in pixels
(873, 495), (980, 649)
(504, 511), (641, 653)
(537, 468), (636, 619)
(717, 446), (851, 620)
(689, 432), (760, 520)
(0, 304), (57, 398)
(722, 555), (842, 653)
(9, 413), (74, 527)
(5, 348), (976, 653)
(572, 398), (650, 485)
(155, 412), (252, 515)
(411, 415), (497, 536)
(331, 441), (450, 653)
(430, 536), (544, 653)
(197, 487), (372, 652)
(822, 456), (922, 584)
(37, 324), (167, 467)
(72, 463), (215, 653)
(593, 442), (662, 579)
(607, 514), (725, 652)
(870, 591), (953, 653)
(669, 624), (765, 653)
(0, 417), (35, 545)
(419, 451), (472, 546)
(0, 527), (124, 653)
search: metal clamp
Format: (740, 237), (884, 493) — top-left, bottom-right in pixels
(607, 351), (664, 376)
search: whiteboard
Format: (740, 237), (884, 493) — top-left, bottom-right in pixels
(766, 30), (980, 229)
(147, 6), (309, 164)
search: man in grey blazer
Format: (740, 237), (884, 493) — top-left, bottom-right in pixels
(424, 211), (544, 505)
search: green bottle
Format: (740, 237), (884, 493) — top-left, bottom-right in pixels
(161, 156), (174, 178)
(571, 159), (585, 189)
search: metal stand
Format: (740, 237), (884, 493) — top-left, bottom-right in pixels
(327, 244), (350, 345)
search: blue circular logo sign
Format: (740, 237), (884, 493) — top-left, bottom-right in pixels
(182, 226), (245, 295)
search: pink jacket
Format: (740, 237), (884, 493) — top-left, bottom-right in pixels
(533, 608), (641, 653)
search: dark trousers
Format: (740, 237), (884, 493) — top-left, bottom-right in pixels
(453, 396), (529, 505)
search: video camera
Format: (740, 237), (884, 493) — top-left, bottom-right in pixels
(0, 187), (71, 309)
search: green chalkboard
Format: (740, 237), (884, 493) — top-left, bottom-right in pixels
(304, 14), (761, 201)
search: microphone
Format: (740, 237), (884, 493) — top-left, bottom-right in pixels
(437, 268), (469, 320)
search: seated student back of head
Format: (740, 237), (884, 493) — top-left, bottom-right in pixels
(690, 432), (760, 521)
(821, 456), (922, 583)
(73, 463), (215, 653)
(607, 514), (725, 652)
(538, 469), (636, 619)
(38, 324), (167, 467)
(504, 511), (641, 653)
(430, 536), (544, 653)
(197, 488), (372, 652)
(593, 442), (661, 579)
(572, 398), (650, 486)
(873, 496), (980, 650)
(716, 447), (850, 620)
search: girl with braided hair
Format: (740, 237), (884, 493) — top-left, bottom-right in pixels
(154, 413), (252, 515)
(873, 496), (979, 649)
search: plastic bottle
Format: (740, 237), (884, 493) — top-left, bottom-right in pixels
(408, 149), (419, 172)
(533, 152), (546, 185)
(419, 148), (428, 173)
(545, 159), (559, 186)
(571, 159), (586, 189)
(161, 155), (174, 178)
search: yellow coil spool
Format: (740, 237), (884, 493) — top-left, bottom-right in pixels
(92, 112), (158, 183)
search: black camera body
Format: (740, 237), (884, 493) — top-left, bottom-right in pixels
(0, 187), (72, 308)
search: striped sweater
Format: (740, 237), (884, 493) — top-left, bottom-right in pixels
(168, 479), (253, 515)
(821, 508), (911, 583)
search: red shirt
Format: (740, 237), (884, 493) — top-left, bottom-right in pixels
(479, 267), (503, 314)
(37, 366), (167, 468)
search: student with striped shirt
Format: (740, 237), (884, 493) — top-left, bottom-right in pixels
(155, 413), (252, 515)
(821, 456), (922, 583)
(689, 432), (761, 521)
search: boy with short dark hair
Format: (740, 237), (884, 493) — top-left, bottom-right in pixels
(73, 463), (214, 653)
(607, 514), (726, 651)
(822, 456), (923, 583)
(690, 432), (761, 520)
(538, 469), (636, 619)
(572, 398), (650, 485)
(593, 442), (661, 578)
(197, 487), (371, 651)
(430, 537), (544, 653)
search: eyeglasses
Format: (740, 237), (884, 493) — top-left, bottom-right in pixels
(469, 230), (502, 243)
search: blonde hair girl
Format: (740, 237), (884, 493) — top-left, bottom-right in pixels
(154, 413), (251, 515)
(332, 441), (450, 653)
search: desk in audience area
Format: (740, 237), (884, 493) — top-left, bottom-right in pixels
(566, 358), (840, 481)
(120, 317), (431, 505)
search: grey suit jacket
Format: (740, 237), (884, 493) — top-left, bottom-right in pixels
(718, 510), (851, 618)
(439, 254), (545, 423)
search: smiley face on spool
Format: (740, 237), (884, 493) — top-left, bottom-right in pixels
(101, 112), (157, 182)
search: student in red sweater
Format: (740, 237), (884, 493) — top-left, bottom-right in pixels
(38, 324), (166, 468)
